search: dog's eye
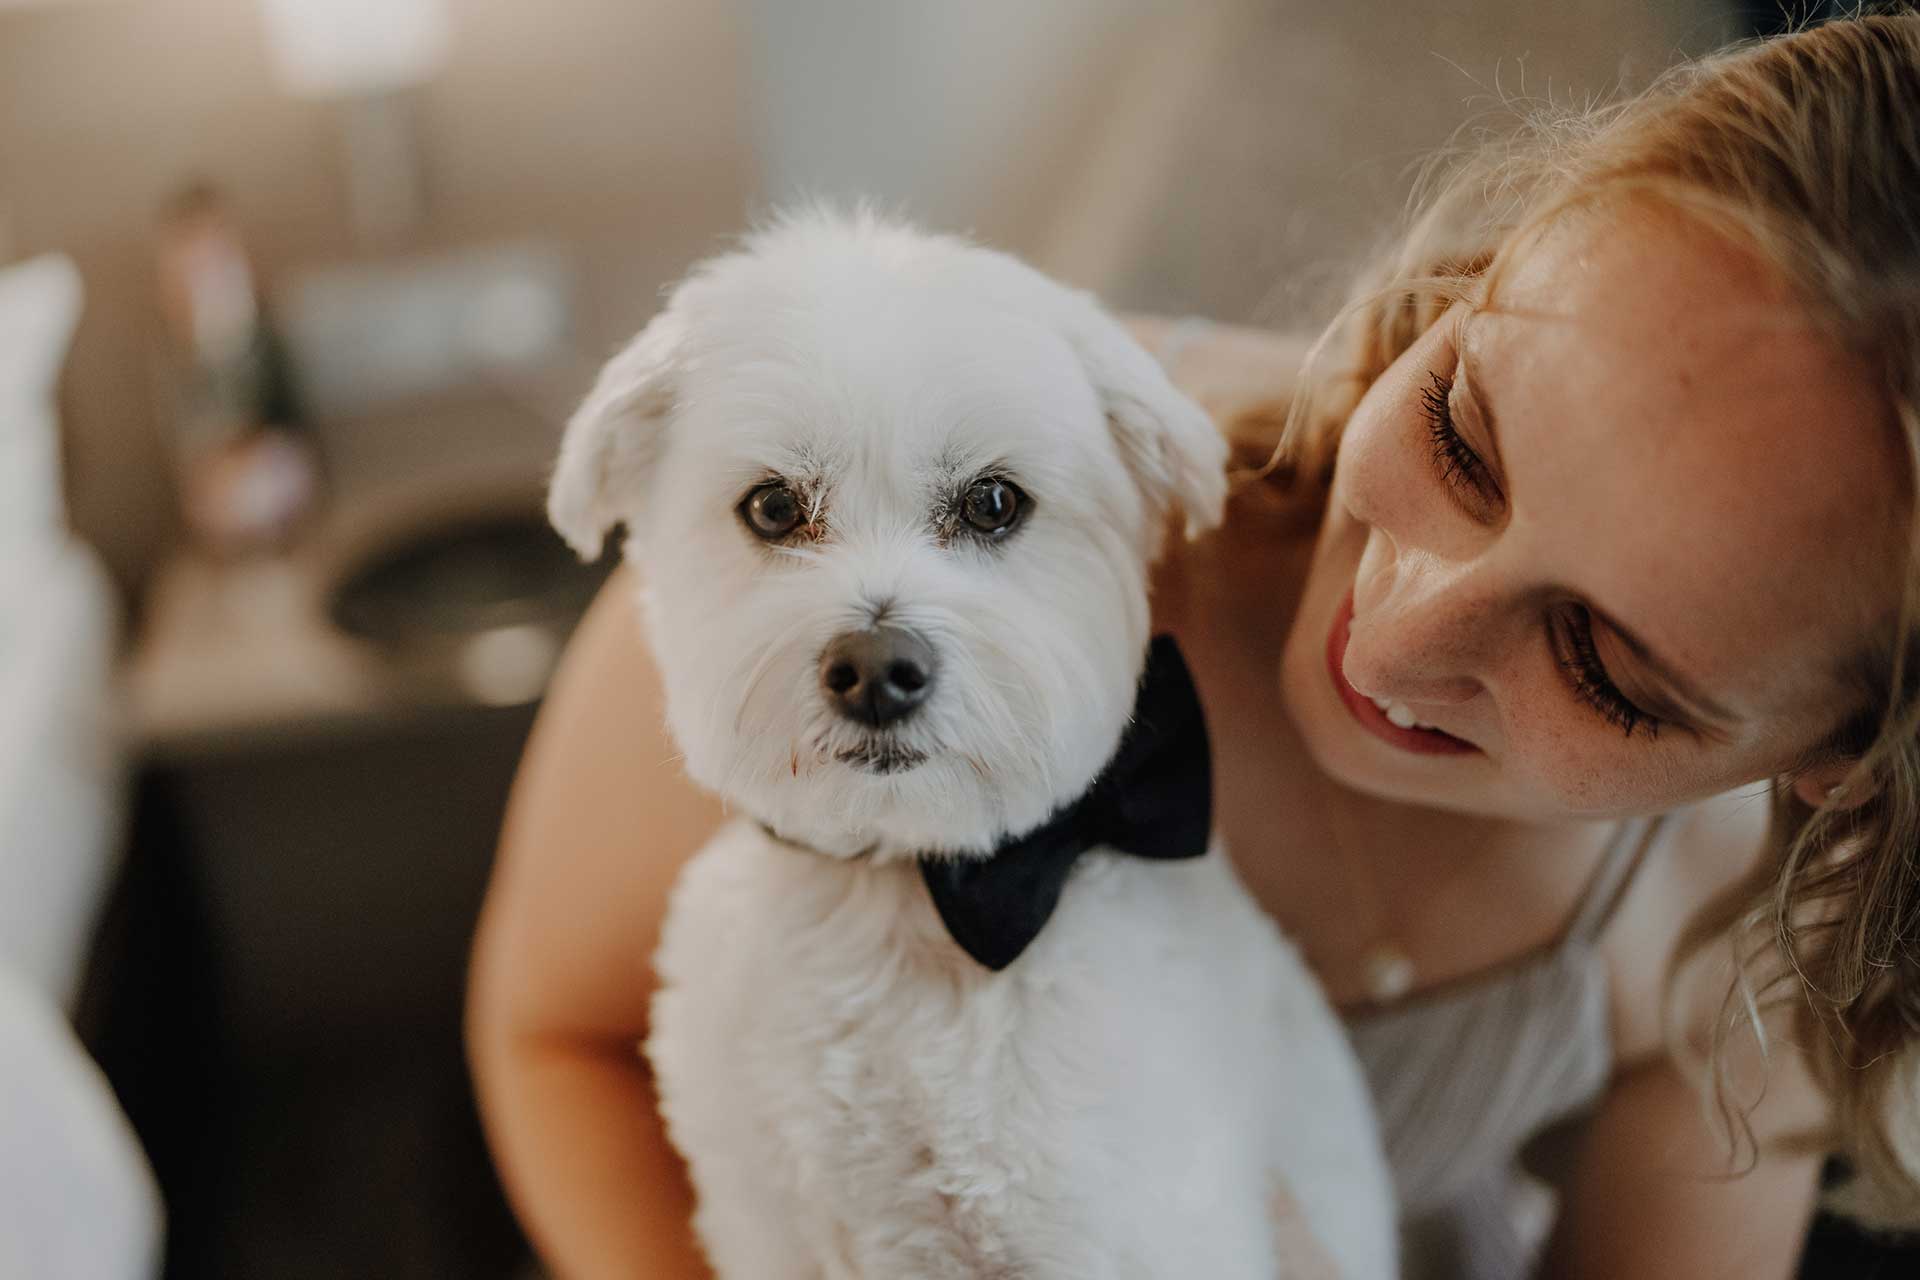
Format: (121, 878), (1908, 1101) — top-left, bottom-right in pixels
(961, 478), (1025, 538)
(740, 482), (804, 539)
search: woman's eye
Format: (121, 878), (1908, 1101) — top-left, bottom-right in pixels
(960, 477), (1026, 538)
(1554, 607), (1662, 741)
(1420, 371), (1499, 506)
(740, 482), (804, 539)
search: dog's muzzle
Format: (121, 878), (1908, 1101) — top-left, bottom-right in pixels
(819, 626), (936, 727)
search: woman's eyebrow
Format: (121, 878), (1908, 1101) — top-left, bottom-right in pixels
(1455, 316), (1507, 478)
(1590, 606), (1740, 729)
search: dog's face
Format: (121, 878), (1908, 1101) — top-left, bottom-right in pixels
(550, 213), (1226, 857)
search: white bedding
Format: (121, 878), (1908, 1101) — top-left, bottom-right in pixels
(0, 249), (159, 1277)
(0, 537), (125, 1010)
(0, 248), (125, 1010)
(0, 959), (162, 1279)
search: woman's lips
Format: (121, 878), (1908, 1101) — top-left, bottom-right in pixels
(1326, 588), (1479, 756)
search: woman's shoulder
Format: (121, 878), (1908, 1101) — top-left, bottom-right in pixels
(1603, 786), (1775, 1065)
(1593, 787), (1832, 1191)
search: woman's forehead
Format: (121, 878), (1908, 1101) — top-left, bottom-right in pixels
(1466, 214), (1907, 722)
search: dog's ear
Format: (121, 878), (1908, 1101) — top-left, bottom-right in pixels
(1056, 297), (1229, 542)
(548, 308), (686, 559)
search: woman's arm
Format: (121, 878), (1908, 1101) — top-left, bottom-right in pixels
(466, 568), (724, 1279)
(1542, 797), (1829, 1279)
(1539, 1053), (1824, 1280)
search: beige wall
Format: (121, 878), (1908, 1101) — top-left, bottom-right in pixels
(0, 0), (755, 601)
(1040, 0), (1735, 321)
(2, 0), (1735, 604)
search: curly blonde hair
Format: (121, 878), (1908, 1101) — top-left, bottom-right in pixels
(1251, 11), (1920, 1219)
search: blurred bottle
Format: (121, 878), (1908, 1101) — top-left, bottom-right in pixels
(155, 181), (321, 555)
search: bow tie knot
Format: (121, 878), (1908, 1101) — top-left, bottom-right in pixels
(919, 634), (1213, 970)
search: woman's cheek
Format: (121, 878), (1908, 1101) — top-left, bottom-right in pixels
(1508, 730), (1620, 813)
(1504, 711), (1702, 815)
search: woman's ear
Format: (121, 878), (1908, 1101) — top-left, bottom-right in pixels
(1787, 759), (1874, 811)
(548, 308), (686, 560)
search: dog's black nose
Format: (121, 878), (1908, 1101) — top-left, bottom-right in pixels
(819, 627), (936, 727)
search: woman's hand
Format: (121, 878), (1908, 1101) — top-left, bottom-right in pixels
(1123, 314), (1317, 427)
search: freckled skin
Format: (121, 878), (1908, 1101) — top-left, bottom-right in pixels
(1277, 210), (1907, 824)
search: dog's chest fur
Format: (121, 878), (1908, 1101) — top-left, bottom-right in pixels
(646, 818), (1389, 1279)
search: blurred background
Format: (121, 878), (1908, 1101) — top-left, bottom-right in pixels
(0, 1), (1891, 1277)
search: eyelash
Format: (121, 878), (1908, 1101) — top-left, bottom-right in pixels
(1557, 609), (1660, 740)
(1418, 370), (1661, 741)
(1420, 372), (1494, 498)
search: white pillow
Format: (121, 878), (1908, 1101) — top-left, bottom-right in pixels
(0, 254), (84, 541)
(0, 961), (163, 1280)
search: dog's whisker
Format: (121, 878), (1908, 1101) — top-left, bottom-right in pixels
(733, 637), (792, 736)
(771, 541), (829, 568)
(699, 634), (783, 764)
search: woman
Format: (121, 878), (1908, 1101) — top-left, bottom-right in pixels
(467, 15), (1920, 1277)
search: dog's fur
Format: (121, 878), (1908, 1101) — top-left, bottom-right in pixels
(551, 210), (1397, 1278)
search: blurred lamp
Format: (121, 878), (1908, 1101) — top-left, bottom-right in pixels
(257, 0), (451, 243)
(258, 0), (448, 97)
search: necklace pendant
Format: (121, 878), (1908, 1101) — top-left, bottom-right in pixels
(1362, 943), (1417, 1005)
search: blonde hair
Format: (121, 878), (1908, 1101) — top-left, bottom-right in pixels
(1254, 11), (1920, 1216)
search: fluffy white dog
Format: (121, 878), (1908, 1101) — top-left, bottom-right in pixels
(549, 210), (1396, 1279)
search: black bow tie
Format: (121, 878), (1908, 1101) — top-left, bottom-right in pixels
(919, 633), (1213, 971)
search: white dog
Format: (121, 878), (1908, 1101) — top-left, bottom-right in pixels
(549, 210), (1396, 1279)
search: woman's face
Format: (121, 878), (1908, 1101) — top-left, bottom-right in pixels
(1280, 212), (1908, 821)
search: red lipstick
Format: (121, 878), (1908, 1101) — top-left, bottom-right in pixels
(1326, 589), (1478, 756)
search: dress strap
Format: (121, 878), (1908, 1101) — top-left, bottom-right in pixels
(1563, 814), (1673, 947)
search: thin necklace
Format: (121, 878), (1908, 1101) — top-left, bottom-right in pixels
(1334, 809), (1419, 1005)
(1316, 788), (1412, 1005)
(1328, 797), (1631, 1007)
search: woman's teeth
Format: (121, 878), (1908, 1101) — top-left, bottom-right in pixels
(1370, 695), (1440, 732)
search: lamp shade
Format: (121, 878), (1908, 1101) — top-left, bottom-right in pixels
(258, 0), (450, 98)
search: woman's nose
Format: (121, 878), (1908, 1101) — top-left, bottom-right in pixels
(1344, 560), (1491, 708)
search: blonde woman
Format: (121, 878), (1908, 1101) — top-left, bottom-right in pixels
(467, 14), (1920, 1278)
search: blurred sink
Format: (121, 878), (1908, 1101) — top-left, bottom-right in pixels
(327, 508), (613, 706)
